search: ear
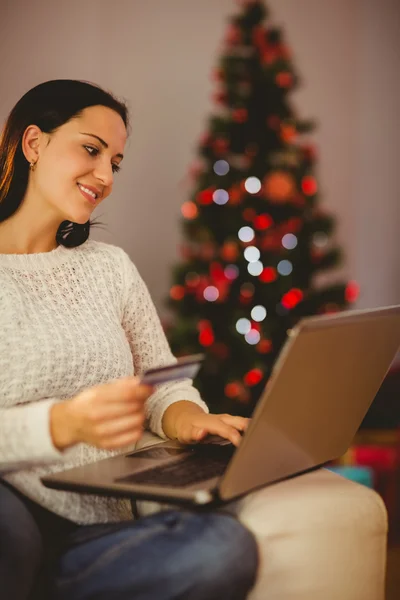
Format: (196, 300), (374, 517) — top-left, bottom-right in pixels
(21, 125), (46, 165)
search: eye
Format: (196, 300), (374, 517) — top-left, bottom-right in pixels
(84, 145), (99, 157)
(84, 146), (121, 174)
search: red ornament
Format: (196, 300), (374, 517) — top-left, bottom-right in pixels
(197, 188), (215, 205)
(232, 108), (248, 123)
(210, 261), (227, 283)
(170, 285), (185, 301)
(254, 214), (273, 230)
(225, 381), (242, 398)
(259, 267), (277, 283)
(213, 138), (229, 155)
(276, 72), (294, 88)
(281, 288), (304, 309)
(345, 281), (360, 303)
(244, 368), (263, 386)
(257, 339), (273, 354)
(199, 329), (215, 347)
(301, 176), (318, 196)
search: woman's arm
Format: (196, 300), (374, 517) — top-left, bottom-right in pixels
(118, 249), (209, 440)
(0, 399), (69, 471)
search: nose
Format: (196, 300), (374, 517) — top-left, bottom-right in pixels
(93, 160), (114, 188)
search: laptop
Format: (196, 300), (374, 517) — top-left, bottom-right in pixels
(42, 305), (400, 507)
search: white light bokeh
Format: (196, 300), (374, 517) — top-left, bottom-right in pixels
(244, 246), (260, 263)
(236, 318), (252, 335)
(213, 189), (229, 205)
(203, 286), (219, 301)
(247, 261), (264, 276)
(245, 329), (261, 345)
(238, 226), (255, 242)
(213, 160), (230, 176)
(282, 233), (298, 250)
(277, 260), (293, 276)
(251, 305), (267, 321)
(244, 177), (262, 194)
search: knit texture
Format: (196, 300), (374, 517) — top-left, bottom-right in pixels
(0, 240), (208, 524)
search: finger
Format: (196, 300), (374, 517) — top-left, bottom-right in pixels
(107, 378), (154, 403)
(96, 414), (145, 438)
(218, 415), (251, 432)
(177, 425), (200, 444)
(102, 428), (144, 450)
(188, 427), (208, 443)
(85, 402), (145, 425)
(190, 418), (242, 446)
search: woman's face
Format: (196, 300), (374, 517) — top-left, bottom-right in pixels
(25, 105), (127, 224)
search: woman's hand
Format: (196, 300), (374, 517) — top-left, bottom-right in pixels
(162, 401), (250, 447)
(50, 377), (154, 451)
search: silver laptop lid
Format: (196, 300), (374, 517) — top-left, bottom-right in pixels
(219, 305), (400, 501)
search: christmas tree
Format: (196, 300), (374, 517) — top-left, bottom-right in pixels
(165, 0), (359, 416)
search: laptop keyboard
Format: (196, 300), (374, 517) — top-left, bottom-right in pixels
(118, 444), (236, 488)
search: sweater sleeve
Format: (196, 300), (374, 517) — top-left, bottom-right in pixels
(119, 249), (209, 439)
(0, 398), (73, 472)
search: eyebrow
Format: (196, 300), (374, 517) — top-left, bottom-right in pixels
(79, 132), (124, 159)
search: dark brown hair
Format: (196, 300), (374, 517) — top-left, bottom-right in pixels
(0, 79), (130, 247)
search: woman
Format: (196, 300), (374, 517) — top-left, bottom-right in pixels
(0, 80), (259, 600)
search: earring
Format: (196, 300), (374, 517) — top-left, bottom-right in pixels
(29, 160), (37, 172)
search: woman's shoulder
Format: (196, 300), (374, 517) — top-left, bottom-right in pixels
(78, 239), (139, 280)
(78, 239), (132, 264)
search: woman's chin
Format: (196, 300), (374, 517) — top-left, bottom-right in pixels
(63, 209), (93, 225)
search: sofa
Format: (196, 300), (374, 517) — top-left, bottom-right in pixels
(135, 431), (388, 600)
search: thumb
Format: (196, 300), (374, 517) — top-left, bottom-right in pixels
(194, 428), (207, 440)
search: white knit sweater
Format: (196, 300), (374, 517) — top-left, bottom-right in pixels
(0, 239), (208, 524)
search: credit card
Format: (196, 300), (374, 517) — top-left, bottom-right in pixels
(140, 353), (205, 386)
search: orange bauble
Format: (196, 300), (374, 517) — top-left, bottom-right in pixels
(264, 171), (296, 203)
(221, 241), (239, 262)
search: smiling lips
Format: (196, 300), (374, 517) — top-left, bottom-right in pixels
(77, 183), (98, 205)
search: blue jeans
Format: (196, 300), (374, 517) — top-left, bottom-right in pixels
(0, 480), (258, 600)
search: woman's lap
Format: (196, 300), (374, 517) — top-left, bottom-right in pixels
(0, 481), (258, 600)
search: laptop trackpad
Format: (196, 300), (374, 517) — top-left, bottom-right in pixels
(119, 444), (235, 488)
